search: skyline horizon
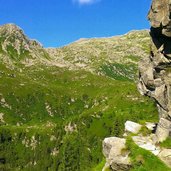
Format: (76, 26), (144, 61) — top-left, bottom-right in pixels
(0, 22), (150, 48)
(0, 0), (151, 47)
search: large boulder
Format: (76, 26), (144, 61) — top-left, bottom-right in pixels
(155, 118), (171, 142)
(103, 137), (131, 171)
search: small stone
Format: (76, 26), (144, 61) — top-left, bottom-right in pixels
(145, 122), (156, 131)
(125, 121), (142, 134)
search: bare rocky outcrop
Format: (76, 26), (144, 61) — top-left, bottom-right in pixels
(103, 137), (131, 171)
(103, 121), (171, 170)
(138, 0), (171, 142)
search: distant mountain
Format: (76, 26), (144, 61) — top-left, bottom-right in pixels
(47, 30), (150, 71)
(0, 23), (151, 80)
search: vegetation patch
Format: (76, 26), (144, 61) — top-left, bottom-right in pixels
(100, 63), (137, 81)
(0, 62), (159, 170)
(126, 137), (171, 171)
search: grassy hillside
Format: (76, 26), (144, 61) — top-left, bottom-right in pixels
(0, 62), (159, 170)
(46, 30), (150, 73)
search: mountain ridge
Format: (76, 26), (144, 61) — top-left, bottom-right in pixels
(0, 23), (150, 70)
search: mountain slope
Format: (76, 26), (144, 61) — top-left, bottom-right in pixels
(47, 30), (150, 80)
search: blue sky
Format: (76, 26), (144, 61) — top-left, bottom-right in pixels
(0, 0), (151, 47)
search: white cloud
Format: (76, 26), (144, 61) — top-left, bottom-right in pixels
(73, 0), (100, 5)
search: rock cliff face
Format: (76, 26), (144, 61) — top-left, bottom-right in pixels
(138, 0), (171, 141)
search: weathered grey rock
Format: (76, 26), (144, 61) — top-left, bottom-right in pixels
(158, 149), (171, 167)
(139, 58), (154, 87)
(103, 137), (131, 171)
(148, 0), (171, 37)
(125, 121), (142, 134)
(138, 78), (149, 96)
(132, 135), (161, 156)
(157, 104), (169, 119)
(153, 85), (167, 110)
(156, 118), (171, 142)
(138, 0), (171, 142)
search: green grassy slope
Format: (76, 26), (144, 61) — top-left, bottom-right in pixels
(125, 138), (171, 171)
(0, 62), (159, 170)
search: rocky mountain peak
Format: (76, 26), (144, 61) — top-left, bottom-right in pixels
(0, 23), (23, 34)
(0, 23), (30, 46)
(0, 24), (46, 64)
